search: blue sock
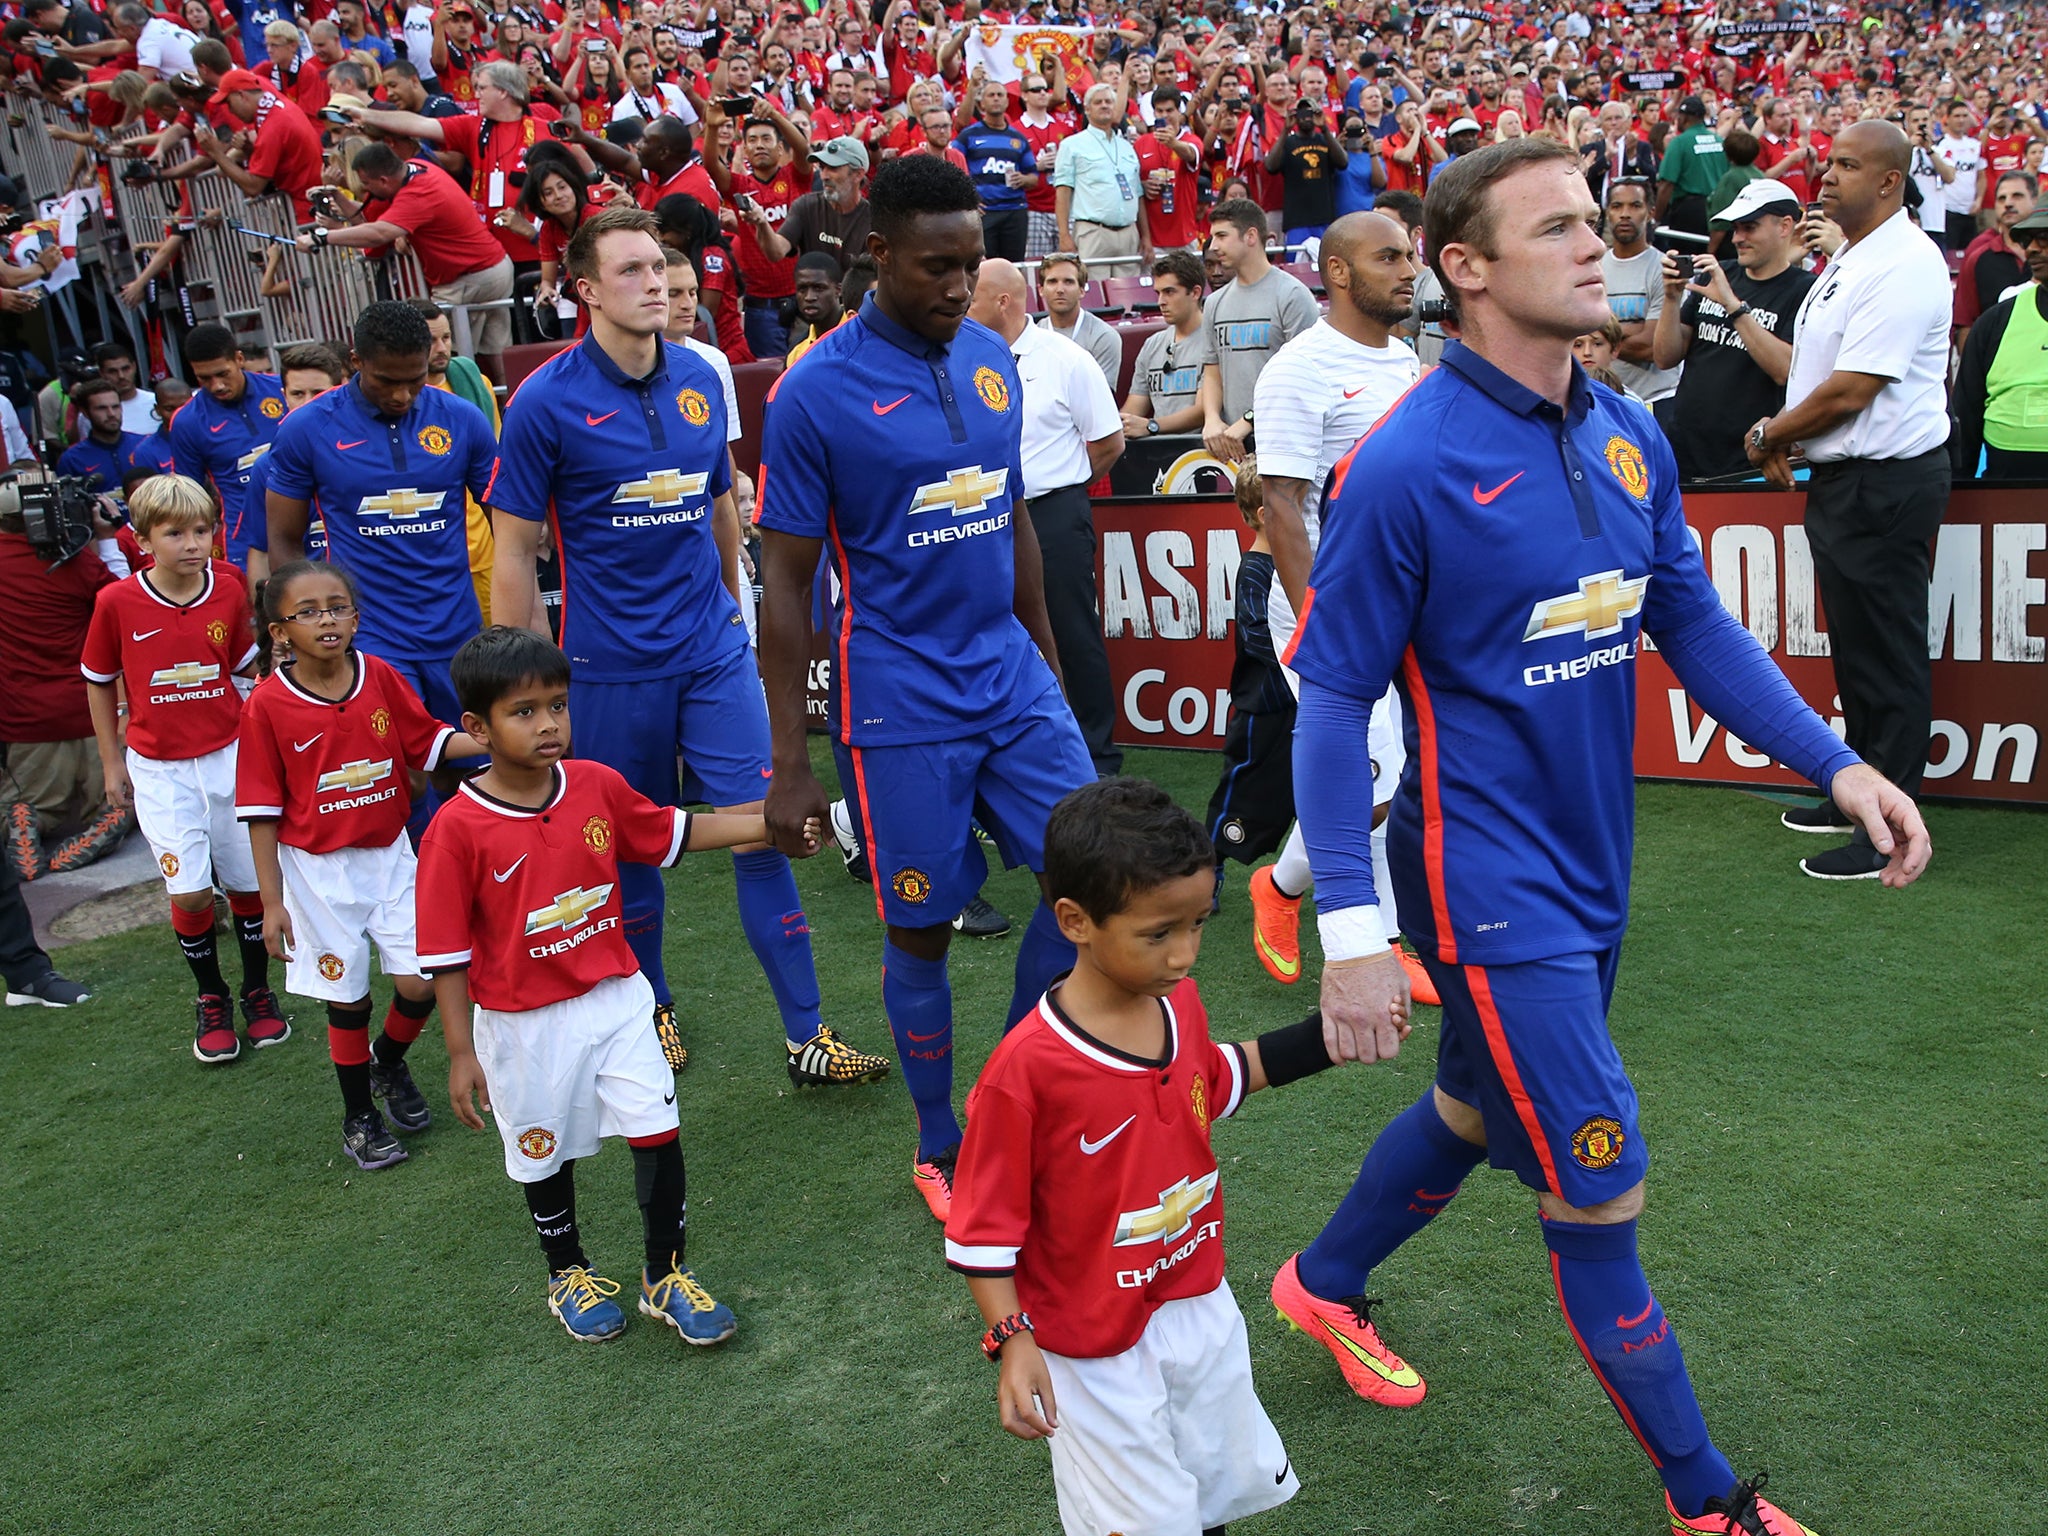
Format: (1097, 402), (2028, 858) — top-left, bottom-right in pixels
(1004, 900), (1073, 1032)
(1543, 1216), (1734, 1519)
(882, 941), (960, 1160)
(732, 849), (824, 1045)
(1297, 1094), (1487, 1299)
(620, 863), (669, 1007)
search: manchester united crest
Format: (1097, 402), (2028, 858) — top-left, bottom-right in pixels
(892, 867), (931, 904)
(206, 619), (228, 645)
(1189, 1073), (1209, 1131)
(517, 1126), (557, 1160)
(417, 424), (452, 456)
(260, 397), (284, 419)
(158, 852), (180, 879)
(317, 952), (346, 982)
(677, 387), (710, 426)
(1604, 436), (1649, 501)
(973, 366), (1009, 414)
(583, 815), (612, 852)
(368, 707), (391, 738)
(1571, 1115), (1626, 1170)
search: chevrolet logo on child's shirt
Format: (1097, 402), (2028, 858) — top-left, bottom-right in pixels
(1112, 1171), (1219, 1247)
(149, 661), (222, 688)
(316, 758), (394, 793)
(525, 885), (615, 935)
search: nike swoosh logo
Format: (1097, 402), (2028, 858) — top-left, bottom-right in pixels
(130, 628), (162, 641)
(335, 438), (366, 450)
(759, 766), (773, 778)
(208, 422), (226, 433)
(1314, 1316), (1423, 1386)
(872, 394), (911, 415)
(663, 1091), (676, 1105)
(1276, 1459), (1292, 1485)
(291, 734), (323, 752)
(905, 1026), (947, 1042)
(492, 854), (528, 883)
(1254, 928), (1299, 979)
(586, 410), (619, 426)
(1342, 386), (1368, 398)
(1078, 1115), (1136, 1155)
(1616, 1300), (1656, 1329)
(1473, 472), (1524, 505)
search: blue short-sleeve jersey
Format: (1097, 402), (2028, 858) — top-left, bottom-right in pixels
(1288, 341), (1852, 966)
(488, 334), (739, 682)
(264, 379), (494, 662)
(167, 371), (288, 568)
(58, 432), (146, 493)
(124, 429), (177, 479)
(953, 122), (1037, 212)
(756, 296), (1047, 747)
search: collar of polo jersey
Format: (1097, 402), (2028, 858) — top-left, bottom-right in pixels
(1440, 338), (1593, 424)
(857, 291), (949, 360)
(577, 328), (673, 387)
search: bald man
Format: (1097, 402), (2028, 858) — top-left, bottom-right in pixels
(1242, 211), (1436, 999)
(968, 258), (1127, 772)
(1747, 120), (1954, 879)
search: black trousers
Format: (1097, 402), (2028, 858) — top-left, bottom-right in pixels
(0, 842), (54, 991)
(1030, 481), (1121, 776)
(1804, 447), (1951, 801)
(982, 208), (1028, 263)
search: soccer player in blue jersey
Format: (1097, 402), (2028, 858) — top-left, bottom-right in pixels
(263, 302), (495, 736)
(168, 323), (288, 574)
(755, 156), (1097, 1223)
(1268, 139), (1931, 1536)
(489, 203), (886, 1087)
(57, 380), (149, 493)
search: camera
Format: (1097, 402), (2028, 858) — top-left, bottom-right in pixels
(318, 106), (354, 126)
(1673, 253), (1694, 281)
(1375, 62), (1394, 77)
(548, 116), (575, 138)
(718, 95), (753, 115)
(5, 472), (106, 565)
(1416, 297), (1453, 325)
(584, 37), (605, 51)
(120, 159), (156, 183)
(1294, 98), (1322, 125)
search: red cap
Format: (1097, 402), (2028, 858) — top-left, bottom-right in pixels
(446, 0), (477, 14)
(208, 67), (266, 108)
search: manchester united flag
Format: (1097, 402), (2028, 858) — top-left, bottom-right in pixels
(964, 24), (1096, 91)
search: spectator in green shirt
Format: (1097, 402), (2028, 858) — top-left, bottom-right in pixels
(1656, 95), (1728, 238)
(1705, 128), (1766, 254)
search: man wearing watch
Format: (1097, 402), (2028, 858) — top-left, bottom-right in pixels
(1648, 180), (1814, 479)
(1745, 122), (1952, 880)
(1119, 251), (1212, 438)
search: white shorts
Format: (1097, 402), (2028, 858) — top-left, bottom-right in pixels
(279, 837), (422, 1002)
(130, 743), (257, 895)
(473, 971), (677, 1183)
(1041, 1281), (1298, 1536)
(1267, 584), (1406, 802)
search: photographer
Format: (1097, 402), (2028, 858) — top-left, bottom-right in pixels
(1264, 94), (1348, 252)
(1333, 114), (1386, 216)
(1650, 182), (1814, 480)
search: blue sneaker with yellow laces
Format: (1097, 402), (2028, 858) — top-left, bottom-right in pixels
(547, 1266), (626, 1342)
(639, 1262), (737, 1346)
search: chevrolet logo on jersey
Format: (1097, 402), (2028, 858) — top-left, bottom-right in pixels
(149, 661), (222, 688)
(357, 489), (447, 520)
(1113, 1171), (1220, 1247)
(525, 884), (615, 935)
(316, 758), (394, 792)
(236, 444), (270, 471)
(1523, 570), (1650, 642)
(613, 469), (710, 508)
(908, 466), (1008, 517)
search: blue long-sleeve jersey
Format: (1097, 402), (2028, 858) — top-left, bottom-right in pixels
(1286, 342), (1858, 966)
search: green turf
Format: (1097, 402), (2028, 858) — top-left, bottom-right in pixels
(3, 747), (2042, 1535)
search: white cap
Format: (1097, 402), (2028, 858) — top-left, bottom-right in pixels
(1446, 116), (1482, 136)
(1716, 179), (1802, 225)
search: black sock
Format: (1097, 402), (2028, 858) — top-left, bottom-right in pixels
(525, 1163), (588, 1273)
(633, 1137), (687, 1275)
(372, 991), (435, 1065)
(176, 917), (228, 997)
(233, 912), (268, 994)
(328, 1000), (373, 1119)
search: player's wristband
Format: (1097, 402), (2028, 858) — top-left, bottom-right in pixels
(1257, 1012), (1337, 1088)
(1317, 903), (1387, 963)
(981, 1311), (1033, 1362)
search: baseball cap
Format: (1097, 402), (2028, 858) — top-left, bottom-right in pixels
(1676, 94), (1707, 119)
(208, 67), (265, 107)
(2010, 205), (2048, 236)
(1446, 116), (1481, 136)
(1508, 60), (1530, 75)
(1718, 179), (1801, 224)
(810, 135), (870, 171)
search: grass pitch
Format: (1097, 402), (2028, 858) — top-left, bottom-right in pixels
(2, 747), (2042, 1535)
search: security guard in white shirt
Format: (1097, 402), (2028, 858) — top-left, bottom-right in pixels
(967, 258), (1126, 773)
(1746, 121), (1950, 881)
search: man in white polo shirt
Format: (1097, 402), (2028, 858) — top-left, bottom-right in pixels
(1746, 121), (1950, 881)
(968, 257), (1126, 775)
(1241, 209), (1432, 1000)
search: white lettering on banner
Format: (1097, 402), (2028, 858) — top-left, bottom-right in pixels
(1123, 668), (1229, 738)
(1147, 528), (1199, 640)
(1101, 528), (1241, 640)
(1205, 528), (1238, 639)
(1992, 524), (2047, 663)
(1930, 525), (1981, 661)
(1709, 523), (1778, 651)
(1102, 531), (1151, 638)
(1671, 688), (2038, 786)
(1783, 524), (1828, 657)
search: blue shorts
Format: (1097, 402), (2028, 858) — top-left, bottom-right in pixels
(371, 649), (461, 727)
(831, 684), (1092, 927)
(570, 646), (772, 809)
(1425, 947), (1647, 1209)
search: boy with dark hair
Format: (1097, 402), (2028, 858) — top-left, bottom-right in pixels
(946, 776), (1351, 1536)
(418, 627), (821, 1344)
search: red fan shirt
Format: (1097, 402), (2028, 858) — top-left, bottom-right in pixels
(730, 158), (813, 299)
(415, 759), (689, 1011)
(1136, 126), (1201, 250)
(1016, 110), (1077, 213)
(79, 561), (256, 761)
(234, 652), (455, 853)
(944, 978), (1250, 1359)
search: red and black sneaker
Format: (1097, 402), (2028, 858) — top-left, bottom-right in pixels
(5, 801), (43, 883)
(193, 994), (240, 1064)
(239, 987), (292, 1049)
(45, 805), (134, 875)
(1667, 1473), (1818, 1536)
